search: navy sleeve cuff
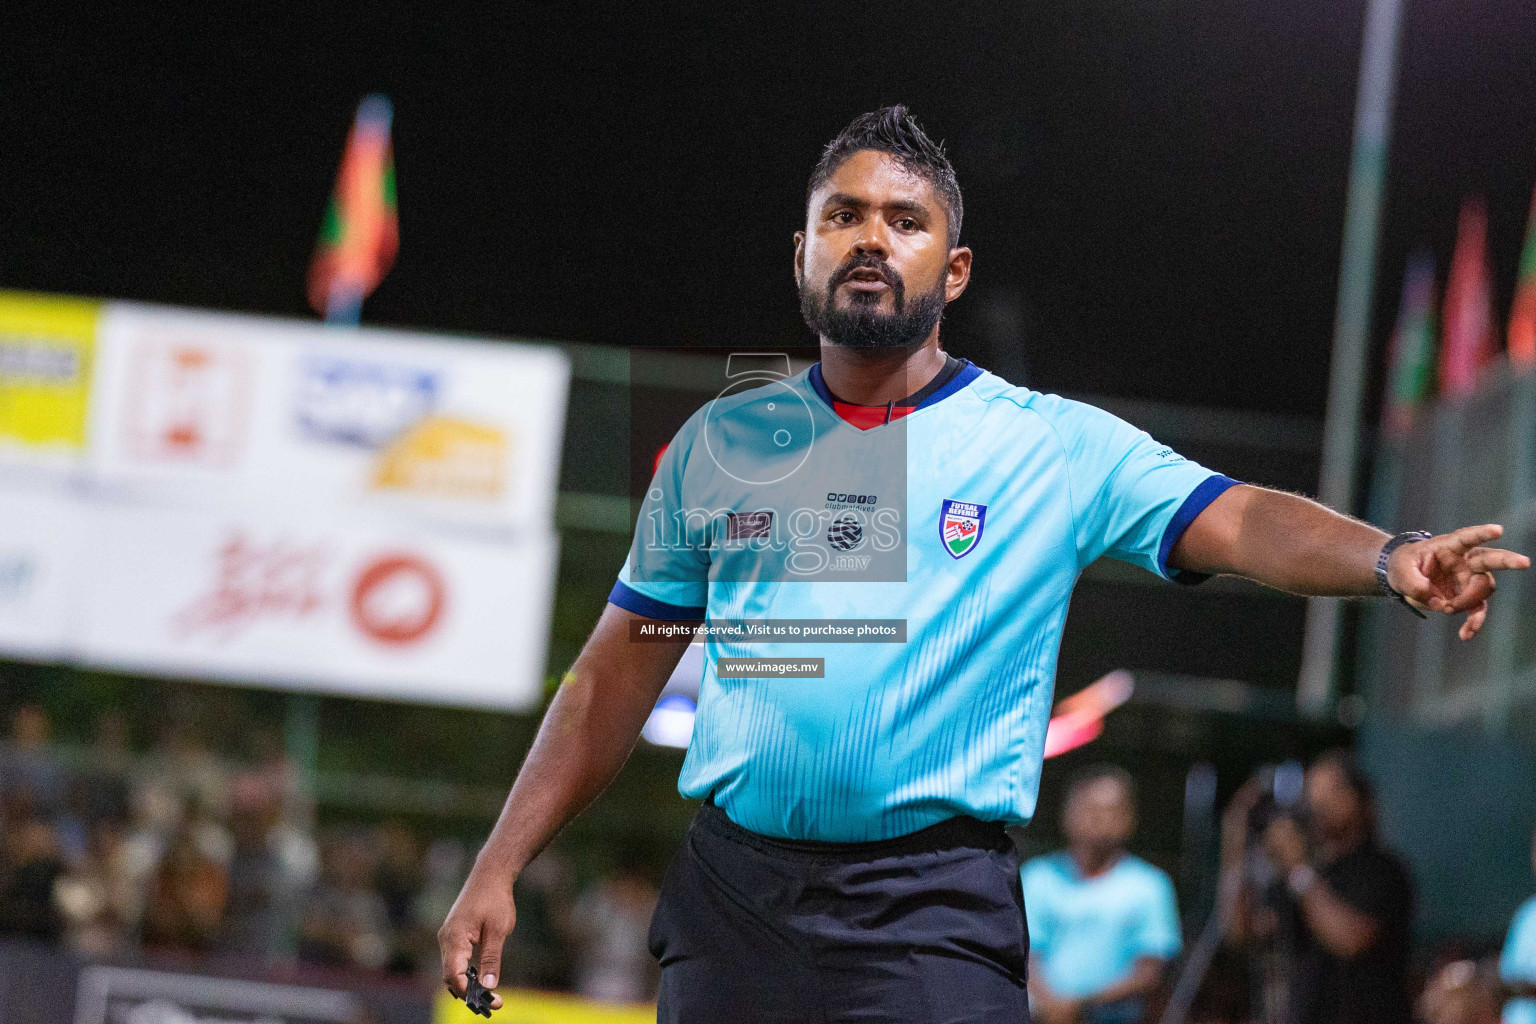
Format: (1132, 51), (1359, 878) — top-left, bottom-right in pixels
(1157, 474), (1242, 585)
(607, 580), (706, 620)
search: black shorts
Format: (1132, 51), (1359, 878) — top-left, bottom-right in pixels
(648, 802), (1031, 1023)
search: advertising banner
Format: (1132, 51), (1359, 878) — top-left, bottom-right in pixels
(77, 502), (558, 710)
(0, 290), (100, 470)
(433, 990), (655, 1024)
(0, 487), (86, 661)
(89, 303), (570, 533)
(0, 939), (434, 1024)
(0, 292), (570, 709)
(73, 965), (359, 1024)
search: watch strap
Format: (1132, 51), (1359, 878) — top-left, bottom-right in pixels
(1376, 530), (1433, 618)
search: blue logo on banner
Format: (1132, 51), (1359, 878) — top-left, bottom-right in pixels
(296, 357), (440, 448)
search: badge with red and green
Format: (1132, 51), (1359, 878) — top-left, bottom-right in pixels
(940, 499), (986, 559)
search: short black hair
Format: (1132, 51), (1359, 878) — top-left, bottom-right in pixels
(807, 105), (963, 248)
(1065, 763), (1137, 806)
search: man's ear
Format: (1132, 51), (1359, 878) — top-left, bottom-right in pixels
(793, 230), (806, 288)
(944, 246), (973, 303)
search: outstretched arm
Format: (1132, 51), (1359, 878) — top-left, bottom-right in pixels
(438, 604), (694, 1007)
(1169, 484), (1529, 639)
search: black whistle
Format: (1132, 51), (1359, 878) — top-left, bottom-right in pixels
(463, 963), (495, 1018)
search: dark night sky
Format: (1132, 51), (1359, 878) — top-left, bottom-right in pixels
(4, 1), (1536, 424)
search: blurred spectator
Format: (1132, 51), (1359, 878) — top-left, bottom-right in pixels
(411, 837), (469, 975)
(53, 816), (139, 957)
(373, 821), (420, 973)
(1501, 822), (1536, 1024)
(184, 792), (234, 867)
(141, 818), (228, 953)
(54, 777), (95, 868)
(570, 850), (658, 1003)
(75, 711), (135, 826)
(249, 727), (317, 830)
(0, 705), (66, 815)
(1421, 959), (1504, 1024)
(299, 830), (390, 970)
(508, 847), (576, 990)
(148, 721), (229, 821)
(118, 772), (181, 912)
(0, 788), (64, 940)
(219, 773), (311, 960)
(1022, 764), (1180, 1024)
(1223, 749), (1413, 1024)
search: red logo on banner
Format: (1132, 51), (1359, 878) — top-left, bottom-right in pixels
(124, 338), (253, 466)
(350, 553), (446, 646)
(172, 532), (329, 640)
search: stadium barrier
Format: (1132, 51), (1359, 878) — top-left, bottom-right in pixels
(0, 939), (653, 1024)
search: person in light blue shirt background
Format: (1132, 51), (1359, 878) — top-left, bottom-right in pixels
(1023, 765), (1181, 1024)
(1503, 822), (1536, 1024)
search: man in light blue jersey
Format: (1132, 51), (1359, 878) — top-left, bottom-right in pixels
(1023, 766), (1179, 1024)
(441, 106), (1529, 1022)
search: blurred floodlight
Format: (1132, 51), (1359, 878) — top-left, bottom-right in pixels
(642, 694), (697, 749)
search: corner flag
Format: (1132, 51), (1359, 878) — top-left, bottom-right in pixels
(1438, 197), (1495, 400)
(308, 94), (399, 323)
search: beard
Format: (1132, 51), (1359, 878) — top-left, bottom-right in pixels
(799, 255), (947, 350)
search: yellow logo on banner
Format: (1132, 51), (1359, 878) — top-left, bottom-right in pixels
(433, 990), (654, 1024)
(372, 415), (509, 500)
(0, 290), (99, 450)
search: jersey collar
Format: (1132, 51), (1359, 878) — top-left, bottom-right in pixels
(807, 355), (983, 418)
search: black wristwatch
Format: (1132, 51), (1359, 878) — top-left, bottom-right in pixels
(1376, 530), (1432, 618)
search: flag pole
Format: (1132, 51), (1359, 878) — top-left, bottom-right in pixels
(284, 287), (361, 805)
(1297, 0), (1406, 717)
(323, 280), (366, 327)
(287, 93), (395, 808)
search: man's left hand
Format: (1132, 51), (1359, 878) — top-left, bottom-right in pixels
(1036, 997), (1082, 1024)
(1387, 524), (1530, 640)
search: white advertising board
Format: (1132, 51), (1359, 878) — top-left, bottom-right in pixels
(0, 294), (570, 709)
(89, 303), (570, 534)
(77, 501), (558, 710)
(74, 965), (358, 1024)
(0, 487), (86, 661)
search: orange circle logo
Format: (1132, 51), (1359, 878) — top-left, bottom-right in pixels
(350, 553), (446, 646)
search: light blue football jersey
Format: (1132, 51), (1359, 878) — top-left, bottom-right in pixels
(1022, 852), (1183, 1021)
(610, 360), (1236, 841)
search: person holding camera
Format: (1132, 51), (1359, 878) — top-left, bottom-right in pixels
(1222, 750), (1412, 1024)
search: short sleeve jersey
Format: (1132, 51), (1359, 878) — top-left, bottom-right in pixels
(1503, 895), (1536, 1024)
(611, 361), (1235, 840)
(1021, 852), (1182, 1019)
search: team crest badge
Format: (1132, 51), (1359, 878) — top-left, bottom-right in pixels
(940, 499), (986, 559)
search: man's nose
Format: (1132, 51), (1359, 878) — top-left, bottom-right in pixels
(852, 217), (891, 259)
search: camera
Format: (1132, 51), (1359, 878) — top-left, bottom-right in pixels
(1245, 760), (1307, 842)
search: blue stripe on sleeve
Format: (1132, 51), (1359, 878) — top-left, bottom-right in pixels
(608, 580), (707, 620)
(1158, 474), (1242, 585)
